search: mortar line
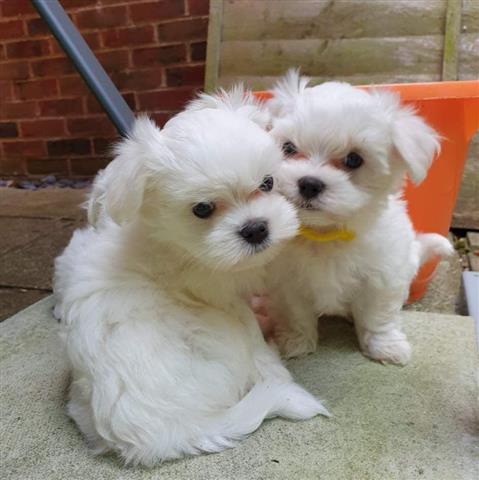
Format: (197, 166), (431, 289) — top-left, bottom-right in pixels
(0, 285), (52, 292)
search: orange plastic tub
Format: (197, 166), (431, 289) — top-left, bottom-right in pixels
(255, 80), (479, 302)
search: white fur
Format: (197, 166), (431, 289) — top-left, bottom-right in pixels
(265, 71), (453, 365)
(54, 88), (328, 466)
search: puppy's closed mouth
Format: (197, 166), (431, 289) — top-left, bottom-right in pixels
(298, 201), (320, 211)
(247, 241), (271, 255)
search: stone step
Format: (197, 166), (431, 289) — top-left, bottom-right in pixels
(1, 297), (478, 480)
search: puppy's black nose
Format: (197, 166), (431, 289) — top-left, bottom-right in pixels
(239, 219), (269, 245)
(298, 176), (325, 200)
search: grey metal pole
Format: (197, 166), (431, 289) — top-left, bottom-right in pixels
(31, 0), (135, 137)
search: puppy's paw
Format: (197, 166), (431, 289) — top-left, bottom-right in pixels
(361, 329), (411, 365)
(275, 331), (318, 359)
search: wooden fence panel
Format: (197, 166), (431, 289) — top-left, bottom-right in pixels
(206, 0), (479, 228)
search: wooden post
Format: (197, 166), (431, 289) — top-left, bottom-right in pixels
(442, 0), (462, 80)
(204, 0), (224, 92)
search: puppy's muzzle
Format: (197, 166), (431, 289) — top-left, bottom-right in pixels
(239, 219), (269, 245)
(298, 176), (325, 200)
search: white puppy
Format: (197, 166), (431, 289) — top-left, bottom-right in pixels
(265, 71), (453, 365)
(53, 88), (328, 466)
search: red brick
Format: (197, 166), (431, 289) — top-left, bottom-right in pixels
(27, 158), (69, 175)
(38, 98), (83, 117)
(47, 138), (91, 156)
(70, 157), (110, 176)
(75, 6), (128, 29)
(1, 0), (36, 17)
(3, 140), (45, 157)
(132, 44), (186, 67)
(190, 41), (206, 61)
(26, 18), (50, 36)
(138, 87), (197, 110)
(96, 50), (130, 72)
(84, 31), (102, 50)
(0, 61), (30, 80)
(87, 92), (136, 114)
(188, 0), (209, 16)
(61, 0), (97, 9)
(92, 137), (116, 155)
(123, 92), (137, 111)
(110, 68), (163, 92)
(20, 119), (66, 138)
(15, 79), (58, 100)
(85, 98), (102, 115)
(0, 156), (26, 175)
(0, 20), (25, 40)
(0, 81), (13, 101)
(31, 57), (76, 77)
(102, 25), (155, 48)
(0, 122), (18, 138)
(129, 0), (185, 22)
(0, 101), (37, 119)
(82, 32), (100, 50)
(59, 76), (90, 96)
(50, 40), (64, 56)
(157, 18), (208, 42)
(166, 65), (204, 87)
(50, 32), (100, 55)
(150, 112), (175, 127)
(84, 32), (102, 51)
(6, 40), (50, 59)
(67, 117), (115, 136)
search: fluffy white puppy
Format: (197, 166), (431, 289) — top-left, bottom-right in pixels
(265, 71), (453, 365)
(53, 88), (328, 466)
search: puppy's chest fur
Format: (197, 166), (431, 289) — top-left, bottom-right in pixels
(294, 240), (368, 316)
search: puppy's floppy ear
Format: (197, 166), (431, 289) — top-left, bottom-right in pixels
(187, 84), (270, 129)
(87, 116), (160, 226)
(374, 90), (440, 184)
(268, 68), (311, 117)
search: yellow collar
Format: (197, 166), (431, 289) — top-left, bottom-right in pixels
(298, 225), (356, 243)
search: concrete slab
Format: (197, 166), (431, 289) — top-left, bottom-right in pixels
(1, 298), (477, 480)
(467, 232), (479, 251)
(0, 189), (86, 319)
(0, 217), (58, 256)
(405, 254), (466, 315)
(0, 220), (77, 291)
(468, 253), (479, 272)
(0, 287), (48, 321)
(0, 188), (87, 220)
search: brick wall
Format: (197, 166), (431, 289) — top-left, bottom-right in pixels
(0, 0), (209, 177)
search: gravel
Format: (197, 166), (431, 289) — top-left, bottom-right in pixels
(0, 176), (92, 190)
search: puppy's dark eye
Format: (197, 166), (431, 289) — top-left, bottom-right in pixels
(259, 175), (274, 192)
(344, 152), (364, 169)
(282, 141), (297, 156)
(192, 202), (215, 219)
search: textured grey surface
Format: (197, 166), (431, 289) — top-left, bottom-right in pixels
(1, 297), (478, 480)
(0, 188), (86, 321)
(405, 253), (466, 315)
(0, 188), (86, 220)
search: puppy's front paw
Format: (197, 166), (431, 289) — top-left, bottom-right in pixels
(275, 330), (317, 359)
(361, 329), (411, 365)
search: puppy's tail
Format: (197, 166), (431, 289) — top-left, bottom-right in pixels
(416, 233), (454, 266)
(193, 381), (329, 454)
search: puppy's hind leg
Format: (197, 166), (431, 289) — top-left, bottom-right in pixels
(195, 380), (329, 455)
(241, 312), (330, 426)
(270, 289), (319, 359)
(352, 286), (411, 366)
